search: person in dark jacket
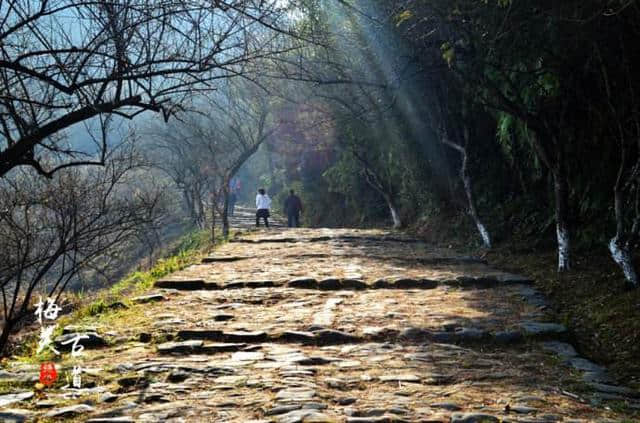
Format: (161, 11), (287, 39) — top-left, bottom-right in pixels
(283, 190), (303, 228)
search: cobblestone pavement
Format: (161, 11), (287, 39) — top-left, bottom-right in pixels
(2, 211), (639, 422)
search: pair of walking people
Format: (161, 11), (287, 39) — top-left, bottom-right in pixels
(255, 189), (303, 228)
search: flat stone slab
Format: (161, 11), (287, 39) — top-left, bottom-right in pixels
(276, 410), (338, 423)
(45, 404), (95, 418)
(509, 404), (538, 414)
(224, 331), (268, 343)
(314, 329), (361, 345)
(0, 370), (36, 383)
(279, 331), (317, 344)
(0, 392), (34, 407)
(98, 392), (119, 403)
(453, 327), (488, 340)
(566, 357), (607, 373)
(154, 279), (206, 290)
(495, 273), (534, 284)
(590, 383), (639, 397)
(318, 279), (342, 290)
(399, 327), (432, 341)
(0, 409), (32, 423)
(390, 278), (438, 289)
(451, 413), (499, 423)
(275, 388), (316, 401)
(232, 237), (299, 244)
(202, 256), (249, 263)
(177, 329), (224, 340)
(132, 293), (166, 304)
(117, 375), (149, 388)
(430, 402), (462, 411)
(341, 279), (368, 290)
(54, 332), (107, 350)
(212, 313), (234, 321)
(288, 278), (319, 289)
(231, 351), (265, 361)
(213, 375), (247, 385)
(266, 405), (303, 416)
(157, 340), (204, 354)
(378, 374), (421, 383)
(518, 321), (567, 337)
(201, 343), (247, 353)
(346, 418), (407, 423)
(541, 341), (578, 358)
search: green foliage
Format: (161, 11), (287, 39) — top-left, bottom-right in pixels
(495, 112), (543, 178)
(496, 113), (514, 158)
(394, 10), (413, 26)
(538, 71), (560, 97)
(13, 323), (64, 363)
(86, 300), (108, 317)
(171, 229), (212, 254)
(441, 42), (455, 67)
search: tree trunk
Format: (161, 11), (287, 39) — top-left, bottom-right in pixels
(441, 130), (491, 248)
(266, 141), (278, 190)
(183, 189), (200, 228)
(459, 136), (491, 249)
(383, 193), (402, 229)
(0, 319), (15, 356)
(609, 158), (638, 285)
(553, 159), (571, 272)
(600, 46), (639, 286)
(211, 193), (216, 243)
(222, 185), (230, 239)
(195, 189), (206, 229)
(609, 236), (638, 285)
(359, 164), (403, 229)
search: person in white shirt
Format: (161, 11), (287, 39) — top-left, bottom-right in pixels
(255, 188), (272, 227)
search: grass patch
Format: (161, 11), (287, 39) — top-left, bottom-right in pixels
(82, 229), (220, 312)
(10, 228), (226, 363)
(11, 326), (65, 365)
(0, 380), (33, 395)
(109, 229), (216, 298)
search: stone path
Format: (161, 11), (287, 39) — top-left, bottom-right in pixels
(2, 221), (640, 422)
(219, 207), (286, 230)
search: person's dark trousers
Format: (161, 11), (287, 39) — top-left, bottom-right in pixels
(229, 202), (235, 216)
(256, 215), (269, 227)
(256, 209), (269, 227)
(287, 213), (299, 228)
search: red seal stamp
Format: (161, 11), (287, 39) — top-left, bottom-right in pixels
(39, 362), (57, 386)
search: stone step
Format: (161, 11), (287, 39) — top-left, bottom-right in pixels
(154, 279), (207, 290)
(230, 237), (304, 244)
(200, 254), (489, 266)
(154, 274), (533, 292)
(280, 253), (488, 266)
(201, 256), (250, 263)
(230, 235), (423, 244)
(160, 323), (567, 353)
